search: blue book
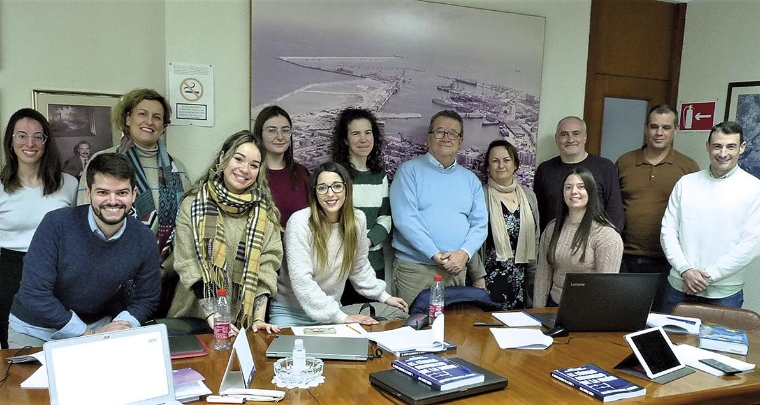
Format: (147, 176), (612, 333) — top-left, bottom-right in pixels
(391, 354), (485, 391)
(699, 324), (749, 355)
(551, 363), (645, 402)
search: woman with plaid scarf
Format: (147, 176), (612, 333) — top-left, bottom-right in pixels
(167, 131), (283, 333)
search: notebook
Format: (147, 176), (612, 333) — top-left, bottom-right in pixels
(266, 335), (369, 361)
(369, 357), (508, 405)
(168, 334), (209, 359)
(532, 273), (659, 332)
(43, 324), (182, 405)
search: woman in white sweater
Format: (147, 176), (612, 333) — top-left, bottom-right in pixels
(270, 162), (407, 327)
(534, 167), (623, 308)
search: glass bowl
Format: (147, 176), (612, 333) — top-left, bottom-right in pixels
(273, 356), (324, 385)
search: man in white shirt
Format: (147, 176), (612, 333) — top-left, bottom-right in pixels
(660, 121), (760, 313)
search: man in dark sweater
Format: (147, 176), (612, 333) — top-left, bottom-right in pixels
(533, 116), (624, 232)
(8, 153), (160, 348)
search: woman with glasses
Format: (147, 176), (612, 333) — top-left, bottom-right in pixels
(254, 106), (310, 229)
(77, 88), (190, 268)
(534, 167), (622, 308)
(331, 108), (391, 305)
(479, 140), (539, 310)
(0, 108), (78, 348)
(167, 130), (282, 333)
(269, 162), (407, 327)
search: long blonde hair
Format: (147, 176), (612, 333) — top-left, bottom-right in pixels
(308, 162), (358, 278)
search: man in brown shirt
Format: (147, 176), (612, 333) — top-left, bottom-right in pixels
(616, 105), (699, 312)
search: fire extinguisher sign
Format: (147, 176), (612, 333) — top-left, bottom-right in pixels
(678, 101), (716, 131)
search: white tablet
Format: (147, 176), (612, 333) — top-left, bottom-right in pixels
(624, 326), (685, 379)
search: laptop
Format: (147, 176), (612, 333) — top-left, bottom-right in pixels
(532, 273), (659, 332)
(369, 357), (508, 405)
(44, 324), (181, 405)
(266, 335), (370, 361)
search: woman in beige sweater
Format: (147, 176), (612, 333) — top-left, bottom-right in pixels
(534, 167), (623, 308)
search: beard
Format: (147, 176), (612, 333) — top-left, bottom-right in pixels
(93, 203), (128, 225)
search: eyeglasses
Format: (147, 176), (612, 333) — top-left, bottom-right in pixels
(315, 182), (346, 195)
(13, 132), (48, 145)
(429, 129), (461, 140)
(264, 127), (292, 137)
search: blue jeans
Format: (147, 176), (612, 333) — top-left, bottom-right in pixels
(660, 282), (744, 314)
(619, 254), (671, 313)
(268, 300), (319, 328)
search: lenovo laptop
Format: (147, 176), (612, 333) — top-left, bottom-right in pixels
(266, 335), (370, 361)
(44, 324), (181, 405)
(533, 273), (659, 332)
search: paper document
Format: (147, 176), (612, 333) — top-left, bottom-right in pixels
(673, 344), (755, 376)
(291, 323), (369, 338)
(490, 328), (553, 350)
(492, 311), (542, 327)
(366, 315), (446, 353)
(647, 313), (701, 335)
(7, 350), (45, 364)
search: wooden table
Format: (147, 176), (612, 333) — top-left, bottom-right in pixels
(3, 308), (760, 404)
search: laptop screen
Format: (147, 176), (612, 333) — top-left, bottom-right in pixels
(46, 325), (175, 405)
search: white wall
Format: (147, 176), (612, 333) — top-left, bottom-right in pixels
(678, 0), (760, 312)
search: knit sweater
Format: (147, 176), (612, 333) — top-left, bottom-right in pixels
(534, 219), (623, 308)
(267, 164), (310, 229)
(534, 154), (624, 232)
(167, 196), (282, 322)
(353, 169), (391, 271)
(661, 167), (760, 298)
(274, 208), (391, 324)
(390, 153), (487, 264)
(0, 173), (78, 251)
(11, 205), (160, 336)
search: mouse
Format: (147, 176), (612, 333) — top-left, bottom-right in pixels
(543, 326), (569, 338)
(402, 313), (430, 330)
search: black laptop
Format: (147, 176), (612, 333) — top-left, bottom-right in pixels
(370, 357), (508, 405)
(532, 273), (659, 332)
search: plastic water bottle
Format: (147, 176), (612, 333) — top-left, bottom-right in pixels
(292, 338), (306, 373)
(213, 288), (231, 350)
(428, 275), (444, 323)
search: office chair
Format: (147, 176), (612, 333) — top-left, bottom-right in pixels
(671, 303), (760, 337)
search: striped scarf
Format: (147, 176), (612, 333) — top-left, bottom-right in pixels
(190, 174), (268, 328)
(117, 136), (184, 261)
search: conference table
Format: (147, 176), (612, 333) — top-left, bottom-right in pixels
(2, 307), (760, 404)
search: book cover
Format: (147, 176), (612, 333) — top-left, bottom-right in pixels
(551, 363), (645, 402)
(391, 354), (485, 391)
(698, 325), (749, 355)
(646, 313), (701, 335)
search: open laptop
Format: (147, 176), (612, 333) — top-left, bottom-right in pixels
(266, 335), (369, 361)
(532, 273), (659, 332)
(370, 357), (508, 405)
(44, 324), (181, 405)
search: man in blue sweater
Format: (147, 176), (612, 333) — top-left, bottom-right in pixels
(390, 110), (488, 305)
(8, 153), (160, 348)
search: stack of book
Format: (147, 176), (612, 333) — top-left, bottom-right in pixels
(391, 354), (485, 391)
(551, 363), (645, 402)
(698, 324), (749, 355)
(172, 368), (212, 403)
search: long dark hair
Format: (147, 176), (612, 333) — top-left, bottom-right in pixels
(547, 167), (615, 264)
(1, 108), (64, 195)
(331, 108), (385, 177)
(253, 105), (309, 189)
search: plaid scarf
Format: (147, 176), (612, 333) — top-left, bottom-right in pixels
(190, 174), (268, 328)
(117, 136), (184, 261)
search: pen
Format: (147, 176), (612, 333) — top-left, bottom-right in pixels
(474, 322), (504, 327)
(346, 325), (363, 334)
(666, 316), (696, 325)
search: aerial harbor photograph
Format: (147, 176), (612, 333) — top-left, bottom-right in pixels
(252, 0), (545, 184)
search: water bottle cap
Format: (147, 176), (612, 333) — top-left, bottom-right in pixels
(434, 275), (443, 281)
(217, 288), (227, 296)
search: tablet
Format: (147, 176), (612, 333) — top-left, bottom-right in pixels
(624, 326), (685, 379)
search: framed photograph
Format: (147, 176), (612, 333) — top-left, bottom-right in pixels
(33, 90), (122, 179)
(725, 81), (760, 179)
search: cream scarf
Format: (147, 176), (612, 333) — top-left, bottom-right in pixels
(487, 177), (536, 263)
